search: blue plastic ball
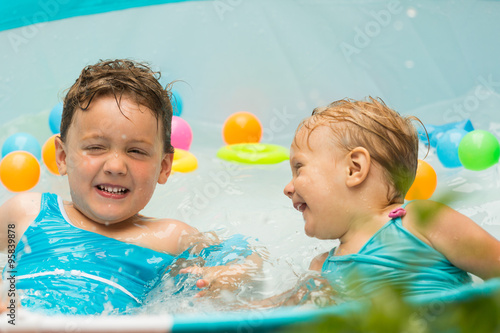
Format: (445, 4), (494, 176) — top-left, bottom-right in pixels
(171, 90), (183, 116)
(49, 102), (63, 134)
(1, 133), (42, 160)
(436, 129), (468, 168)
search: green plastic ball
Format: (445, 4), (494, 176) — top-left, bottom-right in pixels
(458, 130), (500, 171)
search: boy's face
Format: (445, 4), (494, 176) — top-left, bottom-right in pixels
(284, 124), (350, 240)
(55, 94), (172, 225)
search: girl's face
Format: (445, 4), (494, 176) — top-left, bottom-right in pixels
(56, 95), (172, 225)
(284, 124), (351, 239)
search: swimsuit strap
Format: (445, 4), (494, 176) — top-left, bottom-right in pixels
(388, 200), (413, 219)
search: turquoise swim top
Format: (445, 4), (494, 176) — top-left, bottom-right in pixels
(322, 202), (472, 301)
(3, 192), (176, 315)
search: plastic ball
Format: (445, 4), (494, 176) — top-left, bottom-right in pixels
(405, 160), (437, 201)
(0, 151), (40, 192)
(436, 129), (468, 168)
(42, 134), (60, 175)
(171, 116), (193, 151)
(222, 111), (263, 145)
(458, 130), (500, 171)
(171, 90), (183, 116)
(49, 102), (63, 134)
(1, 132), (41, 160)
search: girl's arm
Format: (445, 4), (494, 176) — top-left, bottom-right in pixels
(309, 251), (329, 271)
(407, 200), (500, 280)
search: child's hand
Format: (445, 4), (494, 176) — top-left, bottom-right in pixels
(245, 274), (336, 309)
(179, 254), (262, 298)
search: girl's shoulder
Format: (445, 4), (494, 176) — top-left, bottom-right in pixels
(404, 200), (455, 227)
(402, 199), (452, 246)
(403, 200), (500, 280)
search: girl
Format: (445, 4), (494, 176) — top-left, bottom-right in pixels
(284, 97), (500, 301)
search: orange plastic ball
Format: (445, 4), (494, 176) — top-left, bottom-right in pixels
(405, 160), (437, 201)
(0, 151), (40, 192)
(222, 111), (263, 145)
(42, 134), (60, 175)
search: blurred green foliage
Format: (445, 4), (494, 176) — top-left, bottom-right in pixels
(284, 284), (500, 333)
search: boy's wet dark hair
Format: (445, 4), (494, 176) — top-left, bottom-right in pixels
(60, 59), (174, 154)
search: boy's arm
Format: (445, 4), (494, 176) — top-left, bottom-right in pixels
(175, 231), (263, 297)
(407, 200), (500, 280)
(0, 193), (40, 314)
(0, 192), (41, 252)
(179, 252), (262, 297)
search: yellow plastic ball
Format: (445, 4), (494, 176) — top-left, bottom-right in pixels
(42, 134), (60, 175)
(222, 111), (263, 145)
(0, 151), (40, 192)
(405, 160), (437, 201)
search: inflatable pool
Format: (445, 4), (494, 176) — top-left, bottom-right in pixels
(1, 0), (500, 331)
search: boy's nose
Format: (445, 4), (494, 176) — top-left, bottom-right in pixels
(103, 152), (127, 175)
(283, 181), (294, 199)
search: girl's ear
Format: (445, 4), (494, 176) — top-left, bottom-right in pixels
(345, 147), (371, 188)
(55, 136), (68, 176)
(157, 153), (173, 184)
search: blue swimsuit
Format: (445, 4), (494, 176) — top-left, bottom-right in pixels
(322, 202), (472, 301)
(4, 193), (176, 315)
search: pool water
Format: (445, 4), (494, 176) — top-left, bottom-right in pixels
(2, 110), (500, 317)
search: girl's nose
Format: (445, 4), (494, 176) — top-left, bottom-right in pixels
(283, 180), (294, 199)
(103, 152), (127, 176)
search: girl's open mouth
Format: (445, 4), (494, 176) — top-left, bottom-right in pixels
(294, 202), (307, 212)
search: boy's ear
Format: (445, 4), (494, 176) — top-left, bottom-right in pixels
(55, 136), (68, 176)
(345, 147), (371, 188)
(157, 152), (173, 184)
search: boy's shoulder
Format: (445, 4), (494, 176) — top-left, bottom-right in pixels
(1, 192), (42, 221)
(137, 217), (201, 254)
(0, 192), (43, 245)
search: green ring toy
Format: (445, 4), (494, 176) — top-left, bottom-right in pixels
(217, 143), (289, 164)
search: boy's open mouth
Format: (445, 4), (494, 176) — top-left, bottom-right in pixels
(96, 185), (130, 195)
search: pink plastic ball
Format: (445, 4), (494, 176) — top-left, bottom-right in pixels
(171, 116), (193, 151)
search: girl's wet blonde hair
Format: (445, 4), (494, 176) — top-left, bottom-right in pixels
(299, 97), (421, 204)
